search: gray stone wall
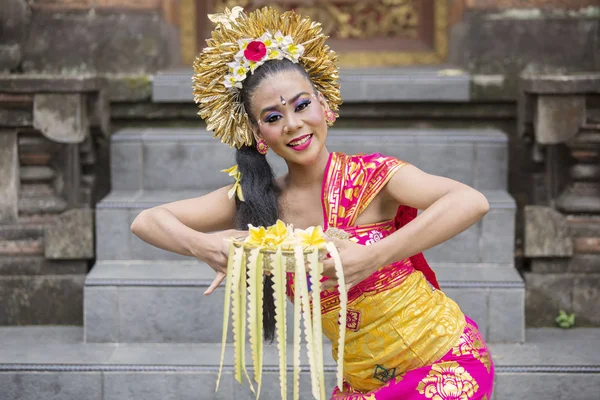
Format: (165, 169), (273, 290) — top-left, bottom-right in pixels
(0, 0), (31, 72)
(450, 7), (600, 100)
(1, 4), (179, 74)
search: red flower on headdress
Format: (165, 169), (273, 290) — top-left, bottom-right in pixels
(244, 41), (267, 62)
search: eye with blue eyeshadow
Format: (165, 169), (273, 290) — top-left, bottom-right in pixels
(295, 99), (311, 111)
(265, 113), (282, 123)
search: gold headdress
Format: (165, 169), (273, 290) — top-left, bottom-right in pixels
(192, 7), (342, 149)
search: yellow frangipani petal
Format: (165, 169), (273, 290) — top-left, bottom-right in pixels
(246, 225), (267, 246)
(295, 226), (327, 249)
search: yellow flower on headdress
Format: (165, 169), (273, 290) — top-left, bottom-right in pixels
(221, 165), (244, 201)
(295, 226), (327, 249)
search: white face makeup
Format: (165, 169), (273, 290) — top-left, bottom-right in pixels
(251, 69), (329, 166)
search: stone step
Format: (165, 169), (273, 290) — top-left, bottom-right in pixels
(1, 326), (599, 400)
(0, 256), (87, 276)
(96, 189), (516, 265)
(0, 239), (43, 256)
(110, 128), (508, 191)
(84, 260), (524, 344)
(19, 183), (56, 197)
(0, 224), (44, 241)
(18, 194), (68, 215)
(0, 273), (85, 325)
(19, 166), (55, 183)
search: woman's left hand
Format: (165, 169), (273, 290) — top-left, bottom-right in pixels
(320, 238), (383, 291)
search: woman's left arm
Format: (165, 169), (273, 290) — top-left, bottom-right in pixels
(323, 164), (489, 289)
(371, 164), (490, 267)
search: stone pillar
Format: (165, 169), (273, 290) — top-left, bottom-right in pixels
(556, 128), (600, 213)
(0, 130), (19, 222)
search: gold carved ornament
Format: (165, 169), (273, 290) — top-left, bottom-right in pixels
(213, 0), (449, 67)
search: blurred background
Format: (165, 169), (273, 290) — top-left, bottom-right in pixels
(0, 1), (599, 399)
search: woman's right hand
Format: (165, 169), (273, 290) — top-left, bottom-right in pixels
(193, 229), (247, 295)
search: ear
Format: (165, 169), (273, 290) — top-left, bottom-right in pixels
(316, 91), (329, 110)
(251, 125), (262, 143)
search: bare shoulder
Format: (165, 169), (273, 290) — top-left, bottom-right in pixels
(152, 185), (237, 232)
(384, 164), (475, 210)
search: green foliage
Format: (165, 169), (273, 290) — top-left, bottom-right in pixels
(555, 310), (576, 329)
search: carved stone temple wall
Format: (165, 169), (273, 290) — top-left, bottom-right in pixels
(519, 74), (600, 327)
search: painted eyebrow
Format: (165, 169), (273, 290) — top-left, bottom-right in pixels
(260, 92), (311, 116)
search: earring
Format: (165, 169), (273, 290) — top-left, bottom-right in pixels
(256, 139), (269, 155)
(324, 109), (337, 126)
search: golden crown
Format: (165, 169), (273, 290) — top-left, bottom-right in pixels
(192, 6), (342, 149)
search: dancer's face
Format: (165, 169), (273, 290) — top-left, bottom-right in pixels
(249, 69), (329, 166)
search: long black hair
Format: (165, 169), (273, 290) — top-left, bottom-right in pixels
(236, 59), (314, 341)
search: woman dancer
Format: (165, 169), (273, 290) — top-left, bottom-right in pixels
(131, 7), (494, 399)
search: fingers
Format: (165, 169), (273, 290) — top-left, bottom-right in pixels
(320, 259), (337, 278)
(321, 277), (338, 291)
(327, 237), (346, 250)
(204, 271), (226, 295)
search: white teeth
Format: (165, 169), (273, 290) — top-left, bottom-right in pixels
(288, 135), (311, 146)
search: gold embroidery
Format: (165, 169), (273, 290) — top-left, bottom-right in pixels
(452, 322), (492, 373)
(324, 272), (465, 392)
(417, 361), (479, 400)
(346, 309), (361, 332)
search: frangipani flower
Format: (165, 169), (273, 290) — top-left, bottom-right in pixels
(267, 48), (284, 61)
(283, 43), (304, 62)
(274, 31), (293, 46)
(245, 225), (268, 247)
(295, 226), (327, 249)
(258, 32), (276, 48)
(223, 74), (242, 89)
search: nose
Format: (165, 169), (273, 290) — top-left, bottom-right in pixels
(284, 112), (303, 133)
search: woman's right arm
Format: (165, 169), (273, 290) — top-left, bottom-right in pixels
(130, 185), (244, 294)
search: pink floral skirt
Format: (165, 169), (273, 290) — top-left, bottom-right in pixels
(330, 316), (494, 400)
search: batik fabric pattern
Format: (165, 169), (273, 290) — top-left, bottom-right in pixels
(286, 152), (494, 399)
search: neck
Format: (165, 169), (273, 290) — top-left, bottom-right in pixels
(285, 147), (330, 188)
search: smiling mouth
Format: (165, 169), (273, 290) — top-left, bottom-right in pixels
(287, 134), (312, 147)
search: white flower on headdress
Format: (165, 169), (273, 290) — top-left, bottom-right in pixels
(274, 31), (293, 47)
(224, 74), (242, 89)
(267, 48), (284, 61)
(283, 43), (304, 62)
(248, 60), (261, 73)
(237, 38), (251, 51)
(232, 64), (248, 81)
(259, 32), (276, 48)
